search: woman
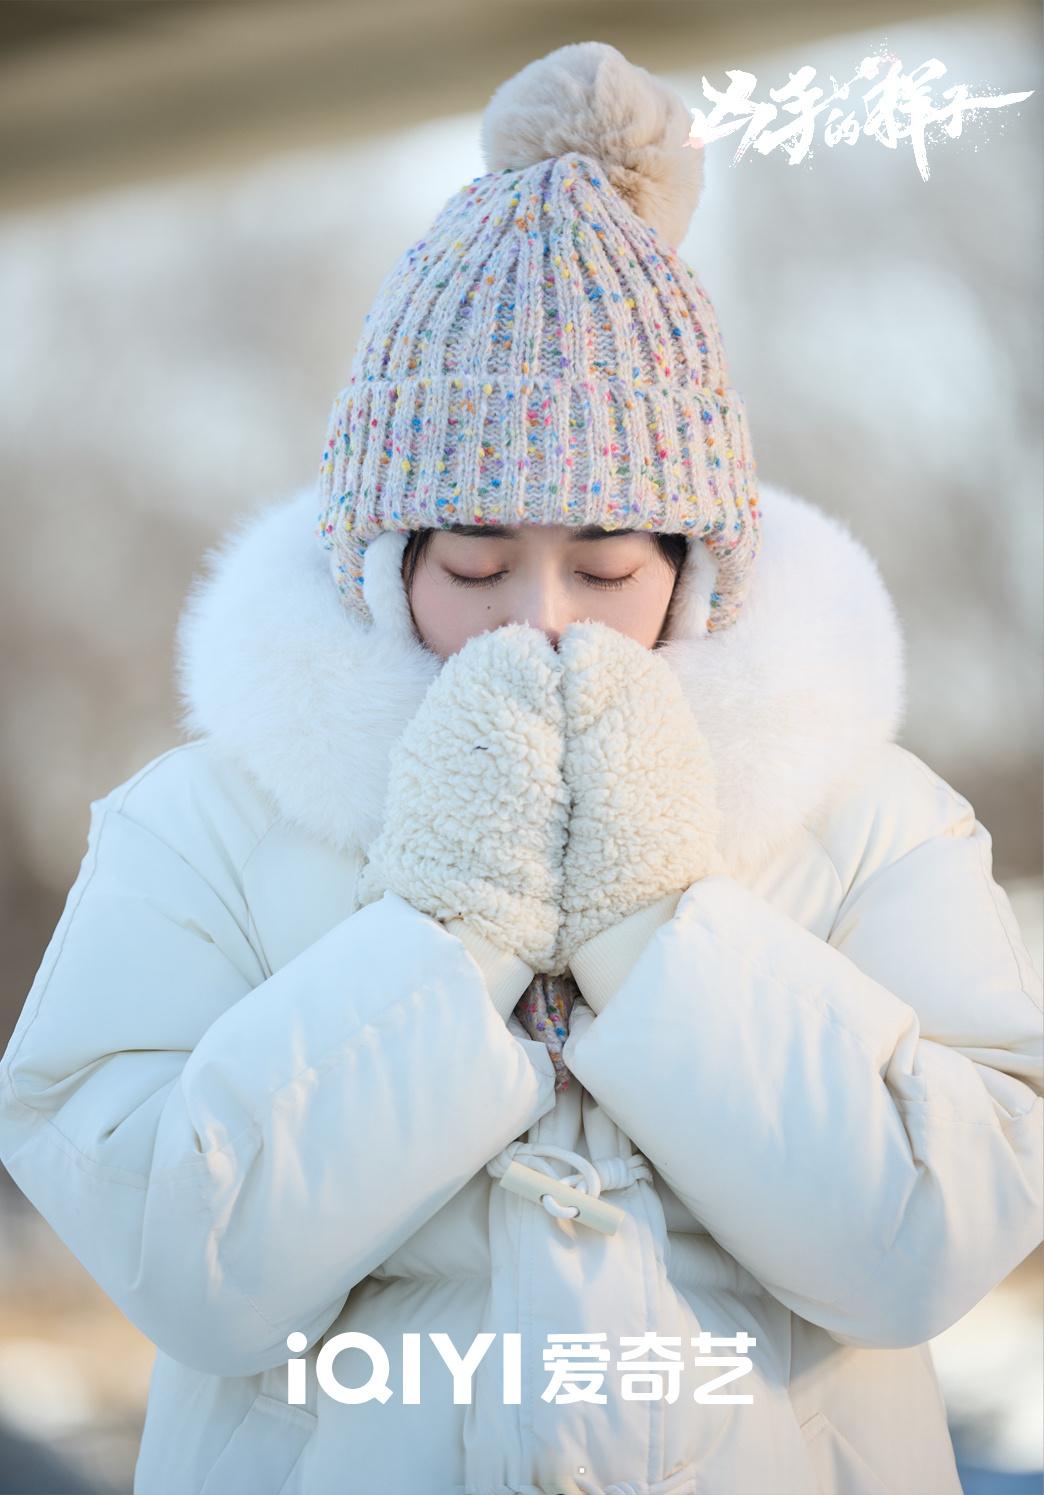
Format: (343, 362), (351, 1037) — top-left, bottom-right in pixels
(1, 41), (1041, 1495)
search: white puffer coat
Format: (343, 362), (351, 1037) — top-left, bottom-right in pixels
(0, 481), (1040, 1495)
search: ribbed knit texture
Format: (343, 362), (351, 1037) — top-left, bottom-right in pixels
(315, 150), (761, 634)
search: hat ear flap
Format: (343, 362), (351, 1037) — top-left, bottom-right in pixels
(665, 538), (716, 640)
(361, 530), (416, 642)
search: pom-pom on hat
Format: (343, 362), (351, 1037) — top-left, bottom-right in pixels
(316, 40), (761, 634)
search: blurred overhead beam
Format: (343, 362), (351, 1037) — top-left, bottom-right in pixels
(0, 0), (1000, 211)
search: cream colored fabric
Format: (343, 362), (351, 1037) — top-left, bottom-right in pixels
(2, 480), (1038, 1494)
(445, 915), (536, 1022)
(568, 890), (683, 1014)
(316, 42), (760, 636)
(551, 622), (723, 975)
(355, 623), (569, 971)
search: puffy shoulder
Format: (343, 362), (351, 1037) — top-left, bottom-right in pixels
(97, 738), (280, 879)
(808, 741), (1042, 1100)
(809, 741), (977, 895)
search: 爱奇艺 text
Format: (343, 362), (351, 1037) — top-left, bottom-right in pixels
(284, 1328), (758, 1406)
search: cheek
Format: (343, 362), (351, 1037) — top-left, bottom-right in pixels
(408, 564), (494, 658)
(608, 563), (674, 613)
(601, 566), (678, 646)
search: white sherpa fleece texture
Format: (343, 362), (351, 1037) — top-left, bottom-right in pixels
(354, 613), (724, 978)
(355, 623), (571, 971)
(481, 41), (703, 249)
(174, 480), (906, 883)
(550, 620), (725, 974)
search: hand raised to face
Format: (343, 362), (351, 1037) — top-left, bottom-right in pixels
(548, 618), (724, 976)
(357, 618), (721, 980)
(356, 623), (570, 971)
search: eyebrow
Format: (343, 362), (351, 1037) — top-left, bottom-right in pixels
(446, 524), (634, 541)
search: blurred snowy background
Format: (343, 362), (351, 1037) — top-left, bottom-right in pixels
(0, 2), (1040, 1492)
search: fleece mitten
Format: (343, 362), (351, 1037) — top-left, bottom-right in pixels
(356, 623), (569, 972)
(549, 618), (724, 976)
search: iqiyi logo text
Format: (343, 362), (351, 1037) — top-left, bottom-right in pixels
(285, 1329), (757, 1405)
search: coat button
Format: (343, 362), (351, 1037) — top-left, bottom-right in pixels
(497, 1159), (626, 1234)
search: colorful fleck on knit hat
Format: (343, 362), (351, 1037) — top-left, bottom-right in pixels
(315, 39), (761, 635)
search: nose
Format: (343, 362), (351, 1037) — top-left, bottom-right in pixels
(513, 594), (565, 653)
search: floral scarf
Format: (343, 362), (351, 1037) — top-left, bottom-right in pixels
(512, 970), (582, 1092)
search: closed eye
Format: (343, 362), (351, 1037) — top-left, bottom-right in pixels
(446, 571), (635, 591)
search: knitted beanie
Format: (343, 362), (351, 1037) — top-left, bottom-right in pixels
(315, 40), (761, 635)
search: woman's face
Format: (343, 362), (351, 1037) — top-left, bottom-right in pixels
(406, 523), (679, 661)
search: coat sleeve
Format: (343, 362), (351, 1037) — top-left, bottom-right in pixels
(563, 751), (1044, 1350)
(0, 790), (555, 1379)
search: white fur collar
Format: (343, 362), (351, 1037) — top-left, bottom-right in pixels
(174, 480), (905, 876)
